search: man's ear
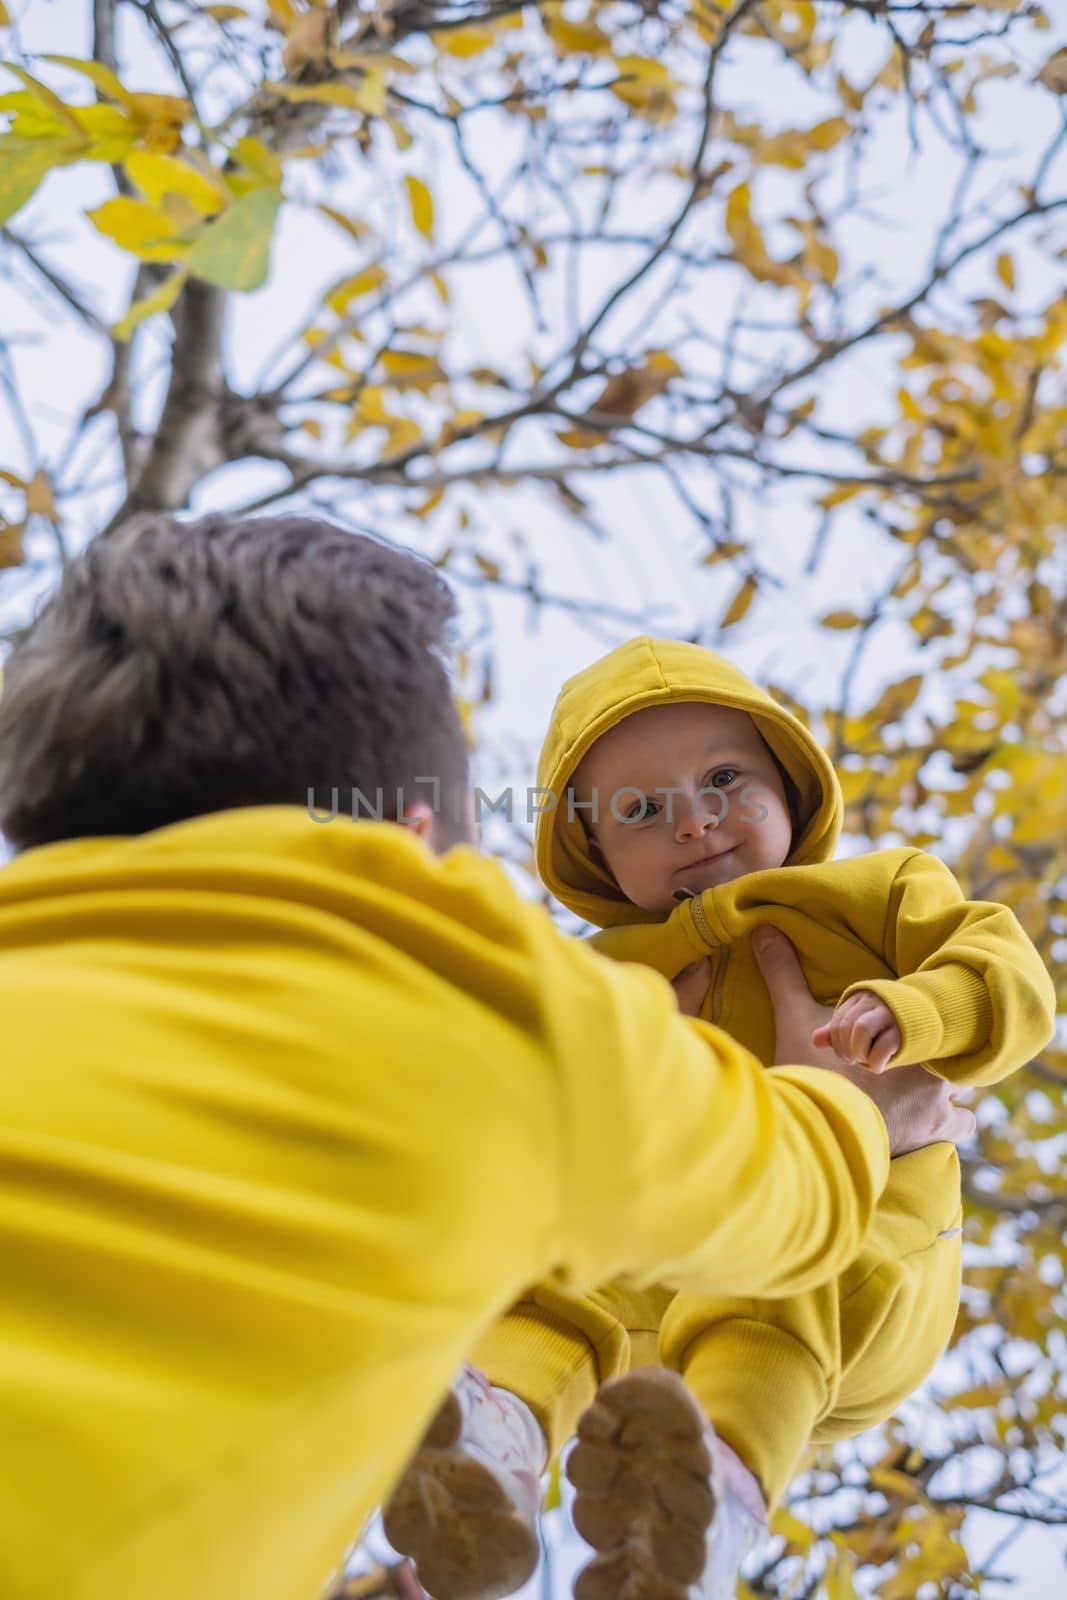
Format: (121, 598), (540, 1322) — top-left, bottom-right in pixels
(400, 800), (436, 847)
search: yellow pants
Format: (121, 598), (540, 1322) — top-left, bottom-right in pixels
(473, 1143), (961, 1505)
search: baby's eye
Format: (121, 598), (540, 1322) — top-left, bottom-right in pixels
(709, 768), (740, 789)
(623, 798), (661, 823)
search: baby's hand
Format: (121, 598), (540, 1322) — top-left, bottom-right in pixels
(812, 991), (901, 1072)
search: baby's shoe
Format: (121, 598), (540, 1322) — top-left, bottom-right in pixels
(566, 1369), (766, 1600)
(383, 1366), (547, 1600)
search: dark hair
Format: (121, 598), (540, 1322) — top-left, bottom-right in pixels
(0, 513), (470, 851)
(762, 742), (803, 848)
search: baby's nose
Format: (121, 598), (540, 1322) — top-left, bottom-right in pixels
(675, 798), (720, 840)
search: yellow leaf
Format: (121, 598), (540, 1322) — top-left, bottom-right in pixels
(126, 91), (189, 150)
(836, 71), (865, 111)
(405, 174), (435, 239)
(950, 1380), (1008, 1409)
(112, 265), (189, 340)
(725, 182), (765, 264)
(0, 518), (26, 569)
(700, 542), (746, 565)
(126, 150), (228, 215)
(430, 270), (450, 304)
(438, 409), (484, 448)
(75, 103), (136, 163)
(86, 196), (186, 261)
(897, 386), (925, 423)
(824, 1552), (859, 1600)
(230, 135), (283, 183)
(25, 468), (56, 518)
(819, 483), (870, 508)
(720, 574), (757, 628)
(611, 54), (678, 119)
(769, 1507), (815, 1552)
(546, 15), (611, 54)
(357, 386), (390, 424)
(0, 3), (10, 25)
(282, 5), (329, 71)
(820, 609), (865, 629)
(1035, 46), (1067, 94)
(325, 265), (386, 313)
(317, 203), (371, 242)
(875, 46), (905, 92)
(273, 76), (386, 116)
(995, 251), (1016, 291)
(868, 674), (922, 724)
(386, 115), (414, 152)
(380, 349), (444, 390)
(754, 129), (808, 169)
(436, 25), (496, 57)
(869, 1465), (923, 1502)
(556, 426), (603, 449)
(43, 54), (135, 107)
(381, 417), (422, 459)
(2, 66), (86, 139)
(588, 365), (670, 418)
(411, 486), (444, 519)
(186, 185), (282, 290)
(806, 116), (850, 150)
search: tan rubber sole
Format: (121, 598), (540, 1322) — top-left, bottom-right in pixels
(567, 1369), (717, 1600)
(382, 1389), (540, 1600)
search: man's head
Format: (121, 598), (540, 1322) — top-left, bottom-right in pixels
(570, 700), (796, 914)
(0, 513), (471, 853)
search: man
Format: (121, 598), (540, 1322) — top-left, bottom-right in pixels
(0, 513), (972, 1600)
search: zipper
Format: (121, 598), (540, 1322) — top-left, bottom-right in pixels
(688, 893), (715, 944)
(684, 894), (729, 1024)
(711, 944), (730, 1024)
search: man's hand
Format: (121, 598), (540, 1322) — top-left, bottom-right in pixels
(812, 990), (901, 1072)
(751, 925), (976, 1156)
(750, 927), (842, 1070)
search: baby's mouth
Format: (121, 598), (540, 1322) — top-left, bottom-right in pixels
(673, 846), (739, 894)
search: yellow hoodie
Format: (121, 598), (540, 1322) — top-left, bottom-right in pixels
(0, 806), (891, 1600)
(536, 636), (1055, 1087)
(523, 636), (1055, 1501)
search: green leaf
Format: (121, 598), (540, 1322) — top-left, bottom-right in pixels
(186, 185), (281, 291)
(0, 137), (69, 224)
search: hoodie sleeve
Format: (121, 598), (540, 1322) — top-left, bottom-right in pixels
(838, 850), (1056, 1087)
(532, 920), (891, 1300)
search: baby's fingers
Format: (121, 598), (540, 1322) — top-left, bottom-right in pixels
(867, 1026), (901, 1074)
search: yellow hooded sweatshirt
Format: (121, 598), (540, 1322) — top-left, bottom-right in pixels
(0, 805), (894, 1600)
(482, 636), (1054, 1503)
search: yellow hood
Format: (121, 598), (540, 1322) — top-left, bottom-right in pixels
(535, 636), (842, 927)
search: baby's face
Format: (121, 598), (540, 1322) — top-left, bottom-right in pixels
(572, 702), (794, 914)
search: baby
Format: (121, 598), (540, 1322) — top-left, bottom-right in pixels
(384, 636), (1054, 1600)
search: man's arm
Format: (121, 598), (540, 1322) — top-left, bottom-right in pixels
(528, 911), (893, 1300)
